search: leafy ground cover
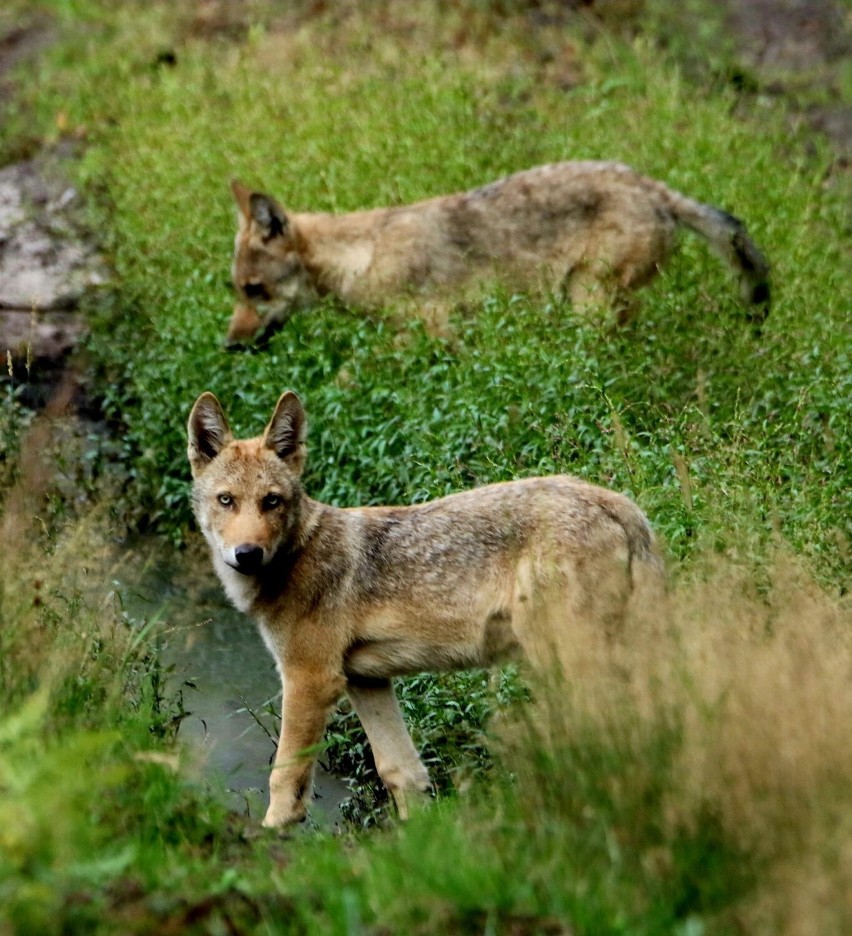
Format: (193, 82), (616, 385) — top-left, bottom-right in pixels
(1, 1), (850, 933)
(7, 0), (848, 571)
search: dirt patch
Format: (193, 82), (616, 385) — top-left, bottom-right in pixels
(726, 0), (849, 72)
(725, 0), (851, 157)
(0, 14), (55, 82)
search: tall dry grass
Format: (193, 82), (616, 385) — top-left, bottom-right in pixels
(0, 375), (147, 713)
(504, 551), (852, 934)
(668, 559), (852, 934)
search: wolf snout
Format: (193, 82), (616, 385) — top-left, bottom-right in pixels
(233, 543), (265, 574)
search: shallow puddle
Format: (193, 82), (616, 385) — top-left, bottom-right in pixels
(113, 539), (351, 830)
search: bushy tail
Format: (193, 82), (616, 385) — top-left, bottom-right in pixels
(622, 510), (667, 619)
(666, 192), (771, 322)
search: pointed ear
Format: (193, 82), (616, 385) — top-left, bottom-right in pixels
(249, 192), (288, 240)
(262, 391), (307, 475)
(187, 392), (233, 476)
(231, 179), (253, 219)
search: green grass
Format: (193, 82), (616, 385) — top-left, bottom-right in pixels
(1, 1), (851, 933)
(11, 0), (848, 577)
(3, 537), (849, 934)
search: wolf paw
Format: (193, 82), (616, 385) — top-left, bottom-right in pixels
(262, 799), (308, 829)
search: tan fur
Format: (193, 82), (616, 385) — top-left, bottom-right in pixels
(227, 161), (770, 346)
(187, 390), (664, 827)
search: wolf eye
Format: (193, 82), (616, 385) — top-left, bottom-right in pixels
(262, 493), (283, 510)
(243, 282), (271, 301)
(218, 493), (234, 507)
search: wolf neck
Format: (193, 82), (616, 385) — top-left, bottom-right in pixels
(291, 493), (326, 551)
(297, 212), (378, 304)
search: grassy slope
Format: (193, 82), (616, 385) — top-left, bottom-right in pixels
(1, 1), (851, 933)
(10, 0), (847, 571)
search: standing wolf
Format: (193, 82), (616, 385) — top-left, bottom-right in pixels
(227, 161), (770, 346)
(187, 390), (664, 827)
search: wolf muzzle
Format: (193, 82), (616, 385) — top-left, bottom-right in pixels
(233, 544), (265, 575)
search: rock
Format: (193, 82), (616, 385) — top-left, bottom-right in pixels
(0, 155), (107, 311)
(0, 151), (108, 377)
(1, 309), (85, 363)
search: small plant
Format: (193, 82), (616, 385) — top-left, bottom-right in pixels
(0, 381), (35, 490)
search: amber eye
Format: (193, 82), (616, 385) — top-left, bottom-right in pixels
(262, 493), (282, 510)
(218, 493), (233, 507)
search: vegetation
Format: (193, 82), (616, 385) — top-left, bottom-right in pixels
(1, 1), (849, 933)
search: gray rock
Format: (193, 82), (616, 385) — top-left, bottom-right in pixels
(0, 152), (108, 373)
(1, 308), (85, 363)
(0, 157), (107, 312)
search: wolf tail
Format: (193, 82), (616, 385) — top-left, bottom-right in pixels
(663, 188), (771, 321)
(622, 509), (667, 617)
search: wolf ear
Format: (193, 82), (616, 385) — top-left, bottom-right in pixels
(230, 179), (253, 219)
(249, 192), (288, 240)
(187, 392), (233, 476)
(230, 180), (289, 238)
(263, 391), (307, 475)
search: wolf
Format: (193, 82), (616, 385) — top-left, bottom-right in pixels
(187, 390), (664, 827)
(227, 161), (770, 346)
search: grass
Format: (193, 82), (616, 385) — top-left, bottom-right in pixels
(2, 518), (849, 933)
(1, 0), (850, 932)
(7, 0), (845, 574)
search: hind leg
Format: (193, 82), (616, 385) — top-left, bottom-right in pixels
(346, 677), (432, 818)
(565, 264), (620, 322)
(613, 292), (640, 326)
(567, 262), (651, 326)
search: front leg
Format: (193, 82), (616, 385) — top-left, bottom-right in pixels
(264, 668), (345, 828)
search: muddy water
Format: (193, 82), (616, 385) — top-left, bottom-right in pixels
(114, 540), (351, 830)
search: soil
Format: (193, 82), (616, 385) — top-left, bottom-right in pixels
(727, 0), (849, 73)
(724, 0), (851, 158)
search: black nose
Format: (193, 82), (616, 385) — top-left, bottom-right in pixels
(243, 282), (270, 301)
(234, 544), (264, 574)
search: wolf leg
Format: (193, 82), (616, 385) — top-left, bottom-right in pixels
(263, 669), (345, 828)
(225, 303), (265, 347)
(346, 677), (432, 818)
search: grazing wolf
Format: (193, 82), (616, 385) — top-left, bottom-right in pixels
(187, 390), (664, 827)
(227, 161), (770, 346)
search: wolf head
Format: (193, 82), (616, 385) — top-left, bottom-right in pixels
(228, 180), (319, 348)
(187, 391), (308, 575)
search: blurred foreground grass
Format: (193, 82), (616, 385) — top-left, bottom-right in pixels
(1, 507), (849, 934)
